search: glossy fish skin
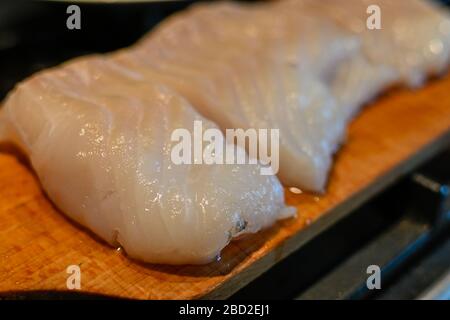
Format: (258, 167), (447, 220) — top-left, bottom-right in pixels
(0, 56), (294, 265)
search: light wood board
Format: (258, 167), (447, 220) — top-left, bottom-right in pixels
(0, 75), (449, 299)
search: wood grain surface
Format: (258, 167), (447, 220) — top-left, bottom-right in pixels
(0, 75), (449, 299)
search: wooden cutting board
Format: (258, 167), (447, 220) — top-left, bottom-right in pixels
(0, 75), (449, 300)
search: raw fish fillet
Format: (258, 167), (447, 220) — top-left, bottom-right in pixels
(294, 0), (450, 87)
(112, 0), (450, 191)
(112, 1), (360, 191)
(0, 56), (294, 265)
(288, 0), (450, 117)
(1, 0), (450, 265)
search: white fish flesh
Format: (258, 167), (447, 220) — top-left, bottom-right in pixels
(294, 0), (450, 87)
(288, 0), (450, 117)
(112, 1), (360, 191)
(112, 0), (450, 191)
(1, 0), (449, 265)
(0, 56), (294, 264)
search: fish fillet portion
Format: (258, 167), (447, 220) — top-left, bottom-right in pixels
(0, 56), (294, 265)
(2, 0), (450, 265)
(284, 0), (450, 118)
(112, 1), (360, 191)
(294, 0), (450, 86)
(112, 0), (450, 191)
